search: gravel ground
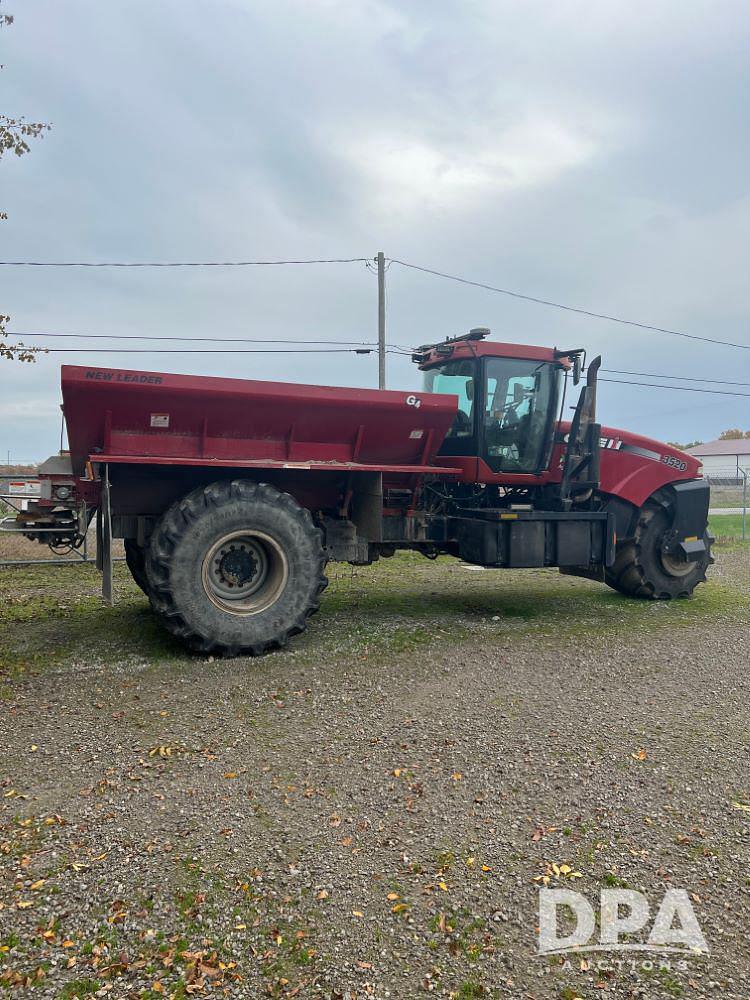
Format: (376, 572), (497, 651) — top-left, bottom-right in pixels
(0, 546), (749, 999)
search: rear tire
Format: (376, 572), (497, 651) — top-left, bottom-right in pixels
(145, 480), (328, 656)
(124, 538), (151, 596)
(605, 501), (712, 600)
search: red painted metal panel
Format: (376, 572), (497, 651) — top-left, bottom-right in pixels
(418, 340), (571, 369)
(94, 453), (461, 476)
(61, 365), (458, 478)
(596, 425), (702, 507)
(437, 423), (703, 506)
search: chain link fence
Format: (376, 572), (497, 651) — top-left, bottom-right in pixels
(706, 469), (748, 541)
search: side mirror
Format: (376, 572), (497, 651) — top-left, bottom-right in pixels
(572, 355), (582, 385)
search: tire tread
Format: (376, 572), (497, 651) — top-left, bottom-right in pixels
(146, 480), (327, 656)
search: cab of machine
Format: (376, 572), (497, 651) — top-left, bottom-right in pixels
(416, 330), (574, 477)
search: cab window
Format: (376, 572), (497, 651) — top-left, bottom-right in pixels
(423, 360), (475, 439)
(483, 359), (559, 473)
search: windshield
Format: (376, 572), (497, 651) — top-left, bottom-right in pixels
(422, 359), (476, 442)
(483, 357), (560, 472)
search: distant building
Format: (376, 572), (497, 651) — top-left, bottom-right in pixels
(686, 439), (750, 479)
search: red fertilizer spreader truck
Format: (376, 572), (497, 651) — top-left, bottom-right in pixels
(15, 329), (712, 656)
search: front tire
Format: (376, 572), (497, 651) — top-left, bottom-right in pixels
(146, 480), (328, 656)
(605, 500), (712, 600)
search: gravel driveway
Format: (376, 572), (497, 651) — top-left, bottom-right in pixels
(1, 547), (749, 999)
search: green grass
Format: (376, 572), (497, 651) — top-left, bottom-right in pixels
(59, 982), (102, 999)
(708, 513), (749, 540)
(0, 547), (747, 685)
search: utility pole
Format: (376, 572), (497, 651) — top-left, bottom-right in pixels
(376, 251), (386, 389)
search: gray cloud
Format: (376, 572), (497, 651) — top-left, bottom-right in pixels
(2, 0), (750, 459)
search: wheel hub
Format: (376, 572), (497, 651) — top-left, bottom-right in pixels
(659, 547), (696, 578)
(659, 530), (697, 578)
(217, 547), (259, 588)
(201, 530), (288, 615)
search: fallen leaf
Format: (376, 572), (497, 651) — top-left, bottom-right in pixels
(352, 909), (364, 917)
(631, 749), (647, 761)
(223, 772), (238, 779)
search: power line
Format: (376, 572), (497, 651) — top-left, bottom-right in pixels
(24, 347), (380, 356)
(601, 368), (750, 388)
(0, 257), (369, 267)
(389, 258), (750, 352)
(5, 331), (748, 375)
(5, 330), (415, 352)
(599, 377), (750, 398)
(7, 331), (379, 347)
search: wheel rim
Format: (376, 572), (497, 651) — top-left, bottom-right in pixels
(201, 530), (288, 615)
(659, 547), (697, 578)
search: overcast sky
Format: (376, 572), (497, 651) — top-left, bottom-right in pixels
(2, 0), (750, 461)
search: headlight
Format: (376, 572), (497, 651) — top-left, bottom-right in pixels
(54, 485), (72, 500)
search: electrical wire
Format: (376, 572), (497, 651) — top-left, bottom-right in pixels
(6, 331), (382, 347)
(17, 347), (379, 355)
(4, 250), (746, 355)
(4, 332), (415, 355)
(0, 257), (370, 267)
(600, 368), (750, 388)
(389, 258), (750, 352)
(598, 377), (750, 398)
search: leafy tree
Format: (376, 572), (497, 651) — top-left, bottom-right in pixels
(668, 440), (703, 451)
(719, 429), (745, 440)
(0, 3), (50, 363)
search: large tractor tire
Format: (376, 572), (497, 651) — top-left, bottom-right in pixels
(145, 480), (327, 656)
(124, 538), (151, 596)
(605, 500), (712, 600)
